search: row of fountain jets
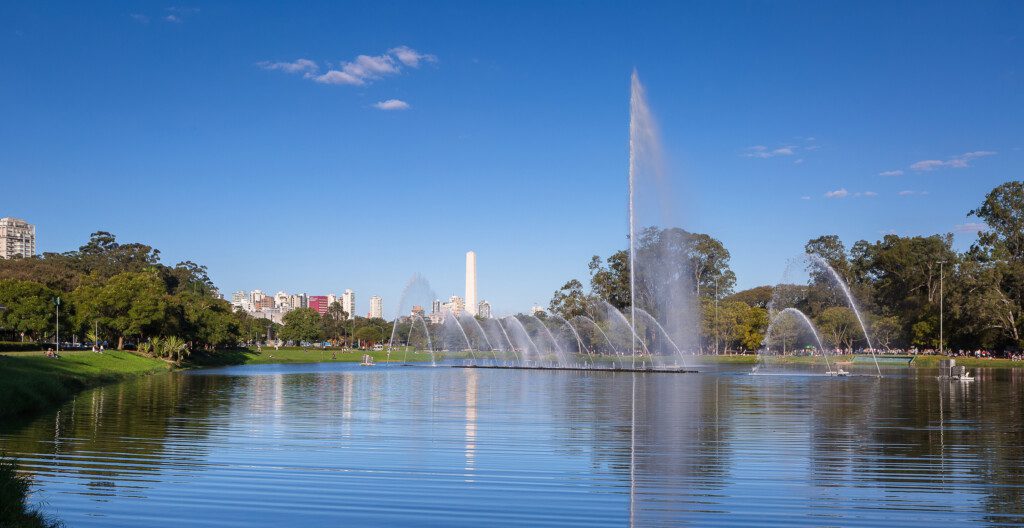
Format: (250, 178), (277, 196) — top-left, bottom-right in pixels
(385, 254), (882, 375)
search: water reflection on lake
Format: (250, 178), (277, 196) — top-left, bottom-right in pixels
(2, 363), (1023, 526)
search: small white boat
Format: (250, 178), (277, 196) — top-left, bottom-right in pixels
(360, 354), (375, 366)
(826, 368), (849, 377)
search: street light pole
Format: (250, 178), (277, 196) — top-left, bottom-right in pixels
(938, 261), (945, 355)
(55, 297), (61, 354)
(714, 277), (720, 355)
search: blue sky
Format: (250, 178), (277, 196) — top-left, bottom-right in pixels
(1, 1), (1022, 316)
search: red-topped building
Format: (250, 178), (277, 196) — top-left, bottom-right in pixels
(308, 295), (329, 315)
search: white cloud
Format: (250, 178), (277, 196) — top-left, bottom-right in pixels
(164, 14), (181, 22)
(879, 169), (903, 177)
(910, 151), (997, 171)
(742, 145), (796, 158)
(898, 190), (929, 196)
(373, 99), (410, 111)
(800, 196), (811, 200)
(825, 188), (849, 199)
(258, 59), (318, 75)
(954, 222), (986, 234)
(130, 13), (150, 23)
(861, 191), (878, 197)
(389, 46), (437, 67)
(794, 158), (805, 165)
(313, 70), (363, 85)
(260, 46), (435, 89)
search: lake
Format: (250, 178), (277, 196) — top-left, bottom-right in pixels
(2, 362), (1023, 526)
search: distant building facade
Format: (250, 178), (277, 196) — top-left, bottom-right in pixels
(369, 296), (383, 319)
(0, 217), (35, 259)
(308, 295), (329, 315)
(411, 305), (425, 318)
(342, 289), (355, 320)
(477, 300), (492, 319)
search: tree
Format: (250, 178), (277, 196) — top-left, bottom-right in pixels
(354, 326), (383, 346)
(280, 308), (322, 344)
(589, 251), (631, 310)
(817, 306), (859, 352)
(320, 302), (350, 343)
(968, 181), (1024, 349)
(549, 279), (589, 319)
(870, 315), (902, 350)
(72, 271), (167, 349)
(724, 286), (774, 309)
(0, 280), (58, 341)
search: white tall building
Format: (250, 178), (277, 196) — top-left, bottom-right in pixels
(327, 293), (337, 308)
(478, 300), (492, 319)
(369, 296), (383, 319)
(0, 217), (35, 259)
(342, 289), (356, 320)
(445, 295), (465, 317)
(231, 291), (247, 304)
(251, 290), (266, 305)
(275, 291), (291, 311)
(465, 251), (478, 316)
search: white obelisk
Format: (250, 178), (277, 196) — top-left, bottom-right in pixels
(465, 251), (478, 316)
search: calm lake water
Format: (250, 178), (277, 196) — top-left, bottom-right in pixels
(2, 362), (1023, 527)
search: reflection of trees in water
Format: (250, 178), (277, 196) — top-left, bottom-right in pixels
(0, 372), (227, 497)
(804, 370), (1024, 523)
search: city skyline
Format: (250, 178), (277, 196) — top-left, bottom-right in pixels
(2, 2), (1021, 313)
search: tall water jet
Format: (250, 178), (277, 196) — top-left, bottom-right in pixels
(571, 315), (617, 356)
(628, 71), (699, 366)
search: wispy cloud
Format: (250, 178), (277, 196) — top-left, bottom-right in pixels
(257, 59), (318, 75)
(163, 6), (198, 23)
(898, 190), (929, 196)
(130, 13), (150, 24)
(910, 151), (997, 171)
(261, 46), (435, 88)
(800, 196), (811, 200)
(742, 145), (796, 159)
(954, 222), (986, 234)
(879, 169), (903, 177)
(825, 188), (849, 199)
(859, 191), (878, 197)
(389, 46), (437, 67)
(373, 99), (410, 111)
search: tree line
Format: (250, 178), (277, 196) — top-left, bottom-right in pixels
(0, 232), (268, 357)
(549, 181), (1024, 354)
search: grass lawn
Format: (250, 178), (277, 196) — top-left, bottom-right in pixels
(0, 350), (170, 420)
(239, 347), (435, 364)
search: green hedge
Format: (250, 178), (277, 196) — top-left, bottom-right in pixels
(0, 342), (41, 352)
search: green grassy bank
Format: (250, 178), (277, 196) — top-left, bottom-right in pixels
(205, 346), (435, 365)
(0, 350), (171, 420)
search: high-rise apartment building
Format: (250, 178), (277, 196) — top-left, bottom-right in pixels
(290, 293), (307, 309)
(308, 295), (329, 315)
(327, 293), (337, 307)
(251, 290), (267, 306)
(445, 295), (465, 317)
(431, 299), (441, 314)
(465, 251), (478, 316)
(411, 305), (425, 317)
(477, 300), (492, 319)
(275, 291), (291, 311)
(0, 218), (35, 259)
(369, 296), (383, 319)
(342, 289), (355, 320)
(231, 291), (247, 304)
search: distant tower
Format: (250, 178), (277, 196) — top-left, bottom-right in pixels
(465, 251), (478, 316)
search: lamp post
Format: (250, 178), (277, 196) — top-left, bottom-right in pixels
(714, 277), (720, 355)
(938, 261), (946, 355)
(55, 297), (61, 354)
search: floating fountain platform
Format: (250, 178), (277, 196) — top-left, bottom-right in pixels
(451, 364), (698, 373)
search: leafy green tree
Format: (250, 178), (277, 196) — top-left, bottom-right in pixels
(72, 271), (167, 349)
(354, 326), (384, 346)
(589, 250), (631, 310)
(549, 279), (589, 319)
(817, 306), (860, 351)
(280, 308), (323, 344)
(320, 302), (350, 343)
(967, 181), (1024, 348)
(0, 280), (59, 341)
(870, 315), (903, 350)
